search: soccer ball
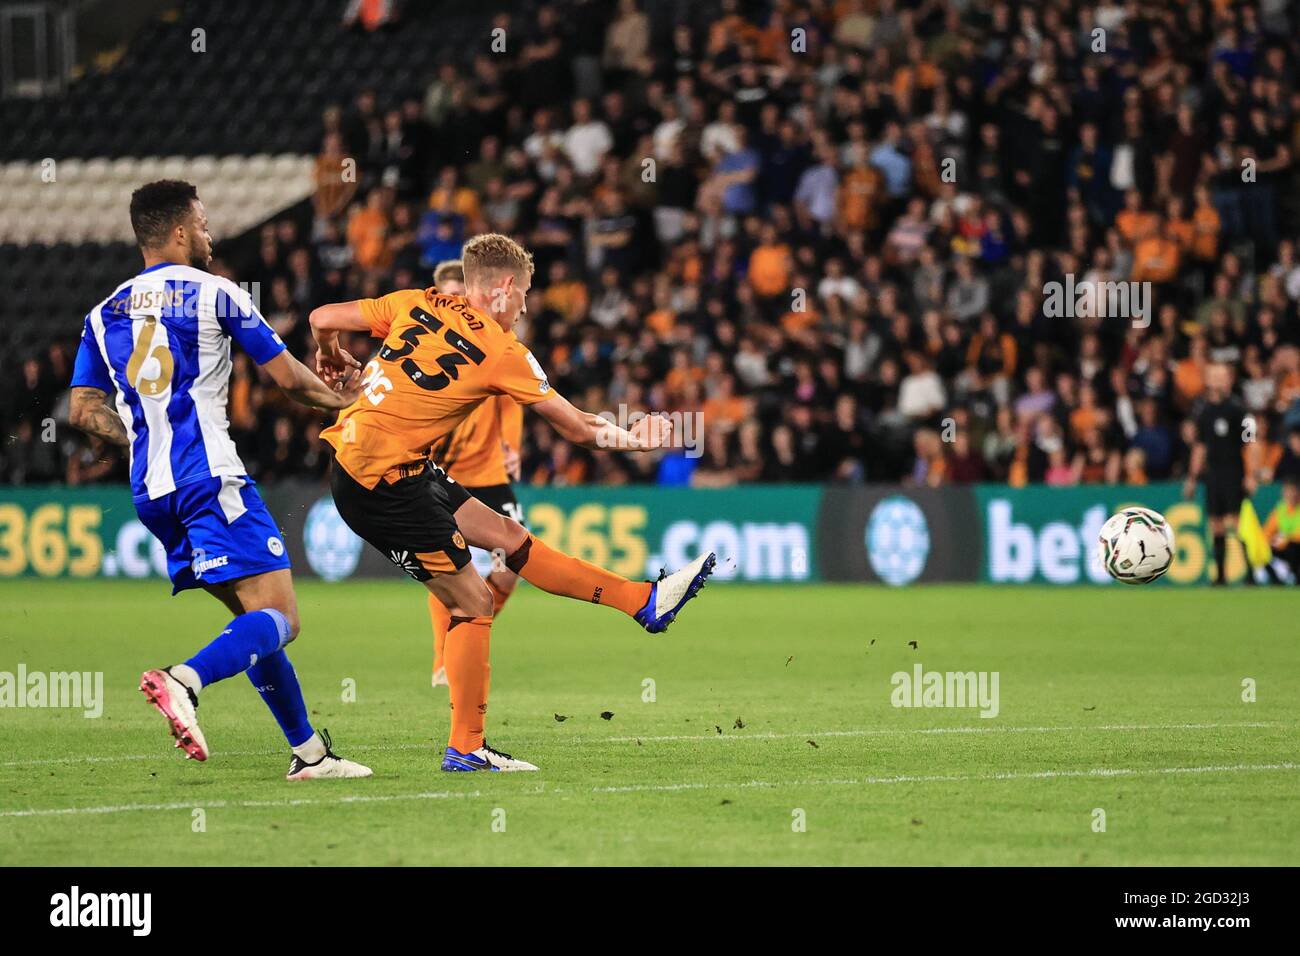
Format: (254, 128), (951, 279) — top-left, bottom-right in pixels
(1098, 507), (1175, 585)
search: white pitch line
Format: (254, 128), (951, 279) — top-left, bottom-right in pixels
(588, 762), (1300, 794)
(604, 720), (1285, 743)
(0, 789), (485, 819)
(0, 762), (1294, 820)
(0, 721), (1286, 769)
(0, 742), (436, 769)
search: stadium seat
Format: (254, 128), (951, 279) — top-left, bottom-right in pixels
(0, 0), (491, 352)
(83, 157), (112, 182)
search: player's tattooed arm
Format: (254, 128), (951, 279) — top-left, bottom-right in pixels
(69, 387), (129, 449)
(260, 351), (361, 410)
(533, 394), (673, 452)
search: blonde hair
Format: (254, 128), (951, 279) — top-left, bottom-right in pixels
(462, 233), (534, 290)
(433, 259), (464, 286)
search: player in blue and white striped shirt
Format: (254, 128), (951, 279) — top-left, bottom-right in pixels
(69, 180), (370, 779)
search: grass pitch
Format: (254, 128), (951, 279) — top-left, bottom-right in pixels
(1, 579), (1296, 866)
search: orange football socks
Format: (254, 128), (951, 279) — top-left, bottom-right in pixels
(506, 534), (651, 616)
(431, 577), (513, 676)
(445, 615), (492, 754)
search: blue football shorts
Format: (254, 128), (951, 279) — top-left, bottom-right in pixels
(135, 474), (291, 594)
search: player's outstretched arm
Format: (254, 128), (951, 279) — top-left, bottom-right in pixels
(531, 393), (672, 452)
(260, 351), (360, 410)
(69, 387), (129, 449)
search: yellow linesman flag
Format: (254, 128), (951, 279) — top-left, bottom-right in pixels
(1238, 499), (1272, 568)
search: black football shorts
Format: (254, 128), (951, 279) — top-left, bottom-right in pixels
(330, 459), (473, 581)
(1204, 472), (1245, 519)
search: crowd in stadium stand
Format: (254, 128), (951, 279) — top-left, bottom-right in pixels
(8, 0), (1300, 490)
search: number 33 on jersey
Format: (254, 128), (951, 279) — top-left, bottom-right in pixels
(322, 287), (552, 489)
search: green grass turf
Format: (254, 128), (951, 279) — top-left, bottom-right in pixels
(0, 579), (1297, 866)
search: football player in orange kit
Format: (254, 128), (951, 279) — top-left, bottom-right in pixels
(423, 259), (523, 689)
(309, 234), (715, 772)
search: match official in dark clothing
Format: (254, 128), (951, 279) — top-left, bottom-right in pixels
(1183, 365), (1253, 585)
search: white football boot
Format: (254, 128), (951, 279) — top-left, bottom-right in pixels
(442, 742), (539, 772)
(286, 729), (373, 780)
(633, 551), (717, 633)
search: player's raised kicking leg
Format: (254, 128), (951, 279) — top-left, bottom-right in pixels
(453, 495), (715, 633)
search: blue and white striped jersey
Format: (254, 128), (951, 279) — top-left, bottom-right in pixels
(70, 262), (286, 501)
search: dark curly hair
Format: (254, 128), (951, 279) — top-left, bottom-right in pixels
(129, 179), (199, 249)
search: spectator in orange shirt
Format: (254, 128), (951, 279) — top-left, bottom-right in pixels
(664, 349), (704, 399)
(1243, 413), (1283, 485)
(702, 374), (749, 432)
(428, 166), (482, 228)
(645, 279), (677, 338)
(1191, 184), (1222, 263)
(1174, 335), (1209, 407)
(1132, 228), (1181, 284)
(753, 10), (792, 64)
(1069, 382), (1104, 441)
(346, 188), (391, 273)
(541, 260), (589, 323)
(907, 120), (945, 198)
(1123, 447), (1150, 484)
(780, 305), (820, 338)
(707, 0), (757, 55)
(837, 143), (885, 232)
(1116, 190), (1160, 244)
(748, 223), (793, 301)
(892, 38), (943, 109)
(313, 131), (357, 225)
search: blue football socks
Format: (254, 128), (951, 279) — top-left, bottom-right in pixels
(246, 649), (314, 748)
(184, 608), (291, 686)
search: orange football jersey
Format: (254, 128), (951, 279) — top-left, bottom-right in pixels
(429, 393), (525, 488)
(499, 393), (524, 450)
(322, 287), (553, 488)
